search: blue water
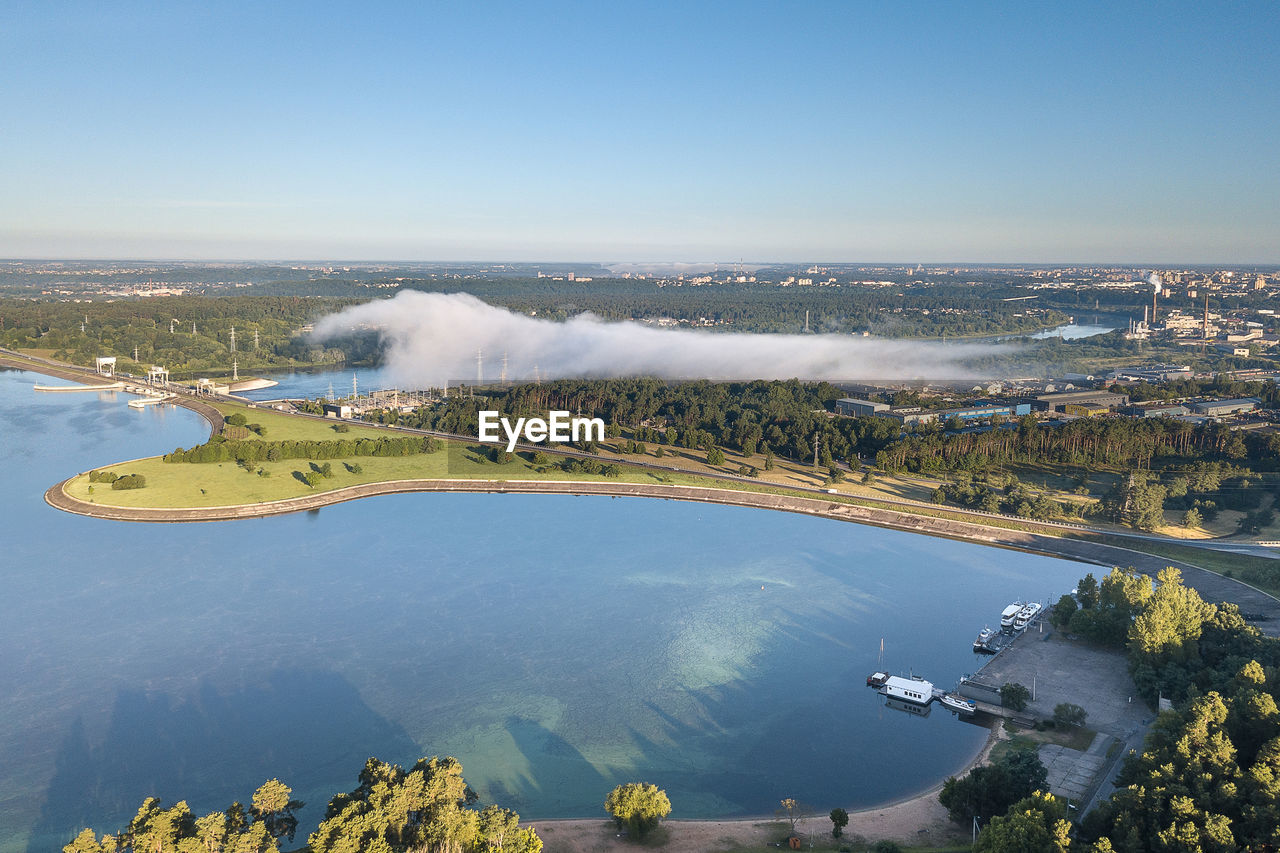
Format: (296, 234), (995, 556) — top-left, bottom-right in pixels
(239, 366), (397, 401)
(0, 366), (1086, 852)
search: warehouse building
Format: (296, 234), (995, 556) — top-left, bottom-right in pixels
(835, 397), (889, 417)
(1191, 398), (1261, 417)
(1119, 403), (1191, 418)
(1033, 390), (1129, 412)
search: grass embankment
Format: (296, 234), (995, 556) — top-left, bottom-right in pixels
(67, 399), (939, 511)
(60, 400), (1280, 589)
(69, 400), (863, 509)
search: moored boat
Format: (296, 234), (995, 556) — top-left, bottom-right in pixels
(973, 626), (998, 652)
(1000, 602), (1024, 632)
(940, 693), (976, 716)
(866, 671), (889, 688)
(1014, 601), (1042, 629)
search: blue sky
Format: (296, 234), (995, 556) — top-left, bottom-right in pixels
(2, 1), (1277, 263)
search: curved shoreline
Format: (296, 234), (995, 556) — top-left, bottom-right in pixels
(15, 349), (1280, 629)
(529, 722), (1001, 850)
(45, 473), (1280, 633)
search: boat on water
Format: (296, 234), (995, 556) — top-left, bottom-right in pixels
(973, 627), (998, 652)
(1014, 601), (1042, 630)
(939, 693), (977, 716)
(1000, 602), (1025, 632)
(866, 671), (889, 688)
(884, 675), (934, 705)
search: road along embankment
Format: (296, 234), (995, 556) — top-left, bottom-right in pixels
(44, 477), (1280, 632)
(2, 352), (225, 434)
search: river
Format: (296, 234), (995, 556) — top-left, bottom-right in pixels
(0, 366), (1087, 852)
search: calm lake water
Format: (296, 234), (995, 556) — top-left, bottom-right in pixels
(0, 367), (1086, 852)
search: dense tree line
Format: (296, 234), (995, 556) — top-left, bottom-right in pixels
(1038, 567), (1280, 851)
(63, 757), (541, 853)
(163, 435), (440, 464)
(0, 295), (367, 377)
(371, 378), (907, 469)
(64, 778), (304, 853)
(939, 745), (1050, 825)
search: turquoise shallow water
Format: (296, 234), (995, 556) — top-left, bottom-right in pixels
(0, 367), (1085, 852)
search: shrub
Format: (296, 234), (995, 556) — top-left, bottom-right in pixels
(1054, 702), (1088, 727)
(110, 474), (146, 490)
(1000, 682), (1031, 711)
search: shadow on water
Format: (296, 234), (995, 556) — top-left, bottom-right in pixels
(30, 669), (418, 853)
(488, 716), (608, 816)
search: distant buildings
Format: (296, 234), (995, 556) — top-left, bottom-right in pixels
(1190, 398), (1260, 417)
(1033, 390), (1130, 412)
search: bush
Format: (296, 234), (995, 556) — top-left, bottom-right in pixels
(604, 782), (671, 839)
(225, 412), (248, 427)
(1054, 702), (1088, 727)
(110, 474), (146, 490)
(1000, 682), (1031, 711)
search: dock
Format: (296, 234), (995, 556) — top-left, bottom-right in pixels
(128, 393), (176, 408)
(34, 382), (123, 392)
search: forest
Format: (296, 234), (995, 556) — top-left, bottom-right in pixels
(372, 377), (1280, 518)
(965, 567), (1280, 852)
(0, 295), (371, 379)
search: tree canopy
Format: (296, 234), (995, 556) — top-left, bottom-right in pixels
(604, 782), (671, 839)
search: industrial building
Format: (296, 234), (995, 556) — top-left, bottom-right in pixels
(1191, 398), (1261, 417)
(1107, 364), (1193, 383)
(1119, 403), (1191, 418)
(835, 397), (889, 417)
(1033, 390), (1129, 412)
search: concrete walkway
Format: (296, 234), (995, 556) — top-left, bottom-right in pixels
(1042, 733), (1112, 802)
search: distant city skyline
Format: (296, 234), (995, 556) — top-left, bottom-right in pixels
(3, 1), (1278, 263)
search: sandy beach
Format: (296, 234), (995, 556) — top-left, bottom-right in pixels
(529, 723), (1003, 853)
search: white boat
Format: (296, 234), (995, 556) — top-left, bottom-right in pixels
(884, 675), (934, 705)
(1014, 602), (1042, 629)
(1000, 602), (1024, 631)
(940, 693), (977, 716)
(973, 627), (998, 652)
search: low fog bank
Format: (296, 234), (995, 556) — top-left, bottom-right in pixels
(312, 291), (1006, 386)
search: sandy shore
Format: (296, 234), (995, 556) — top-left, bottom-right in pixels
(529, 724), (1003, 853)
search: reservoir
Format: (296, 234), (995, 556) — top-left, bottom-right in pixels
(0, 366), (1086, 852)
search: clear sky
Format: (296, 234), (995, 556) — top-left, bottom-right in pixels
(2, 1), (1277, 264)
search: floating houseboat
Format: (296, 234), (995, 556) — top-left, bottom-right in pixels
(883, 675), (934, 706)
